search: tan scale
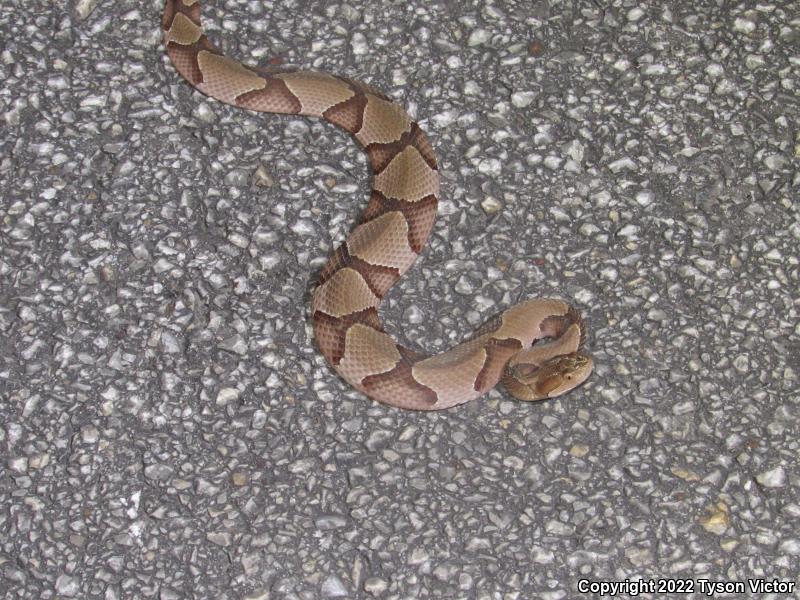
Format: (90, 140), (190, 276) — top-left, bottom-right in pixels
(312, 268), (379, 318)
(356, 96), (412, 145)
(492, 299), (571, 347)
(197, 52), (266, 104)
(164, 11), (202, 45)
(373, 146), (440, 203)
(412, 346), (490, 407)
(163, 0), (594, 410)
(337, 324), (403, 387)
(277, 72), (355, 117)
(346, 211), (417, 271)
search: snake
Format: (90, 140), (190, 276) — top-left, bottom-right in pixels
(162, 0), (594, 410)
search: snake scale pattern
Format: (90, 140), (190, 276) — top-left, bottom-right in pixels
(162, 0), (593, 410)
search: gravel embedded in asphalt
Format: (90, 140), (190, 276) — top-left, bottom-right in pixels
(1, 1), (798, 598)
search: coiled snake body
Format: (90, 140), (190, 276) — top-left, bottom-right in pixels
(162, 0), (593, 410)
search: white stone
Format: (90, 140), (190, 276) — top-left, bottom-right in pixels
(756, 465), (786, 488)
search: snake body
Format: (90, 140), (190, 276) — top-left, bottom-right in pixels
(162, 0), (593, 410)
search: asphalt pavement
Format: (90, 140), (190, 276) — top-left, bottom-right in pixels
(1, 0), (798, 598)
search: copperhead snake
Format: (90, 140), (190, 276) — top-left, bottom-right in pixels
(162, 0), (594, 410)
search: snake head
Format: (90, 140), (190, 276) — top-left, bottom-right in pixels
(503, 352), (593, 401)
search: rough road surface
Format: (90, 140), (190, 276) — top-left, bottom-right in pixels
(1, 1), (798, 598)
